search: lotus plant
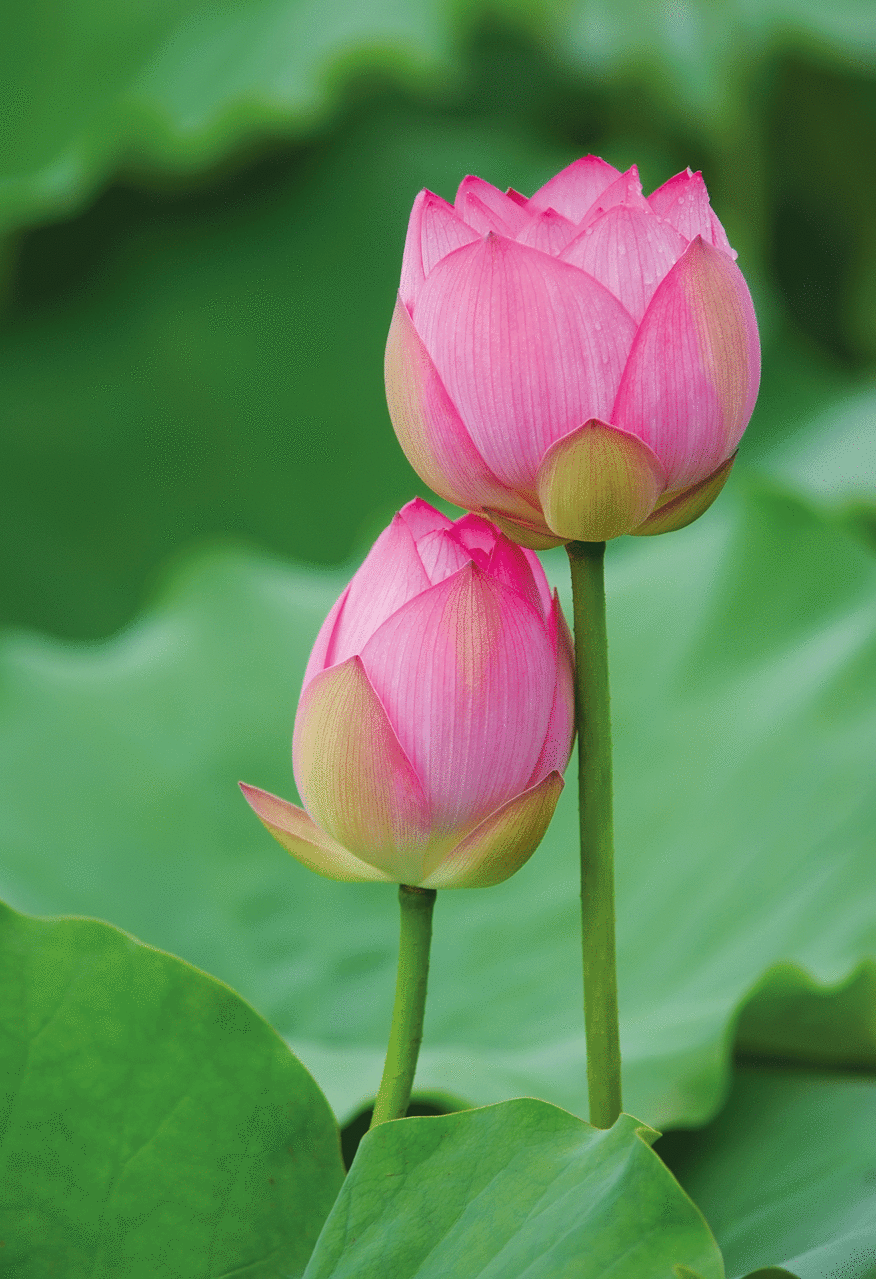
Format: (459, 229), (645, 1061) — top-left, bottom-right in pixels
(242, 498), (574, 1125)
(385, 156), (761, 1129)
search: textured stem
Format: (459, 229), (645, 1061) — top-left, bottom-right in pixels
(370, 884), (437, 1128)
(566, 540), (622, 1128)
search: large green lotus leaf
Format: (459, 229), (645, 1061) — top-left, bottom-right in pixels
(661, 1065), (876, 1279)
(0, 900), (345, 1276)
(304, 1100), (722, 1279)
(3, 0), (875, 233)
(0, 477), (875, 1129)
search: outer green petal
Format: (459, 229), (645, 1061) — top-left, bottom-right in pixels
(536, 418), (666, 542)
(421, 771), (564, 889)
(238, 784), (393, 883)
(631, 453), (736, 536)
(293, 656), (432, 883)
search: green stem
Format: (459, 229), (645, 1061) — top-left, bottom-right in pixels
(566, 540), (622, 1129)
(370, 884), (437, 1128)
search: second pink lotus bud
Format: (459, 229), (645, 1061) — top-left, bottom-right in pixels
(242, 499), (574, 889)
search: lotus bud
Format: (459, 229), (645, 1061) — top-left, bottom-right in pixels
(241, 499), (574, 888)
(386, 159), (760, 546)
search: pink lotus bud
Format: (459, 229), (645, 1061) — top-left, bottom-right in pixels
(241, 499), (574, 888)
(386, 160), (760, 546)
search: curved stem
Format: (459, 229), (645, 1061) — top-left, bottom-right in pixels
(370, 884), (437, 1128)
(566, 540), (622, 1129)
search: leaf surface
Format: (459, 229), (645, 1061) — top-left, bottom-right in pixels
(662, 1066), (876, 1279)
(304, 1100), (723, 1279)
(0, 900), (345, 1276)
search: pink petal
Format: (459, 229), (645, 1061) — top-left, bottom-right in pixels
(515, 207), (579, 256)
(484, 536), (547, 618)
(414, 234), (638, 492)
(239, 783), (393, 883)
(648, 169), (735, 256)
(505, 187), (529, 206)
(535, 418), (666, 541)
(612, 238), (760, 489)
(421, 772), (564, 889)
(521, 547), (554, 615)
(631, 452), (736, 536)
(322, 514), (431, 667)
(561, 205), (688, 322)
(414, 527), (474, 584)
(577, 166), (648, 229)
(385, 295), (545, 523)
(397, 496), (454, 540)
(529, 156), (621, 221)
(292, 656), (431, 882)
(455, 176), (530, 236)
(450, 512), (499, 560)
(400, 190), (480, 310)
(303, 583), (350, 688)
(528, 593), (575, 784)
(361, 564), (556, 830)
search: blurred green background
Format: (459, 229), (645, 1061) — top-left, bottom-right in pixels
(2, 0), (874, 639)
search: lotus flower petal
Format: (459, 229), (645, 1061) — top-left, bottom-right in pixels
(323, 515), (431, 669)
(612, 237), (760, 489)
(631, 453), (736, 536)
(536, 418), (666, 542)
(361, 563), (555, 829)
(483, 509), (567, 550)
(303, 583), (350, 687)
(455, 175), (530, 236)
(396, 494), (454, 540)
(528, 593), (576, 784)
(385, 295), (544, 523)
(415, 234), (637, 491)
(400, 189), (479, 308)
(516, 207), (579, 255)
(529, 155), (621, 221)
(578, 166), (648, 228)
(238, 784), (393, 883)
(421, 772), (564, 888)
(292, 656), (431, 881)
(561, 205), (688, 321)
(648, 169), (735, 257)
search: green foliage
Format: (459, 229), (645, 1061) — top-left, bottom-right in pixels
(0, 901), (345, 1276)
(1, 475), (873, 1133)
(662, 1066), (876, 1278)
(305, 1101), (722, 1279)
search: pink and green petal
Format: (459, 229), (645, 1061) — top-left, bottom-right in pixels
(292, 656), (431, 875)
(414, 234), (638, 491)
(631, 452), (736, 536)
(361, 563), (555, 830)
(483, 509), (567, 550)
(384, 295), (543, 522)
(561, 205), (687, 322)
(238, 784), (393, 883)
(421, 772), (564, 889)
(612, 237), (760, 490)
(528, 155), (620, 221)
(536, 418), (666, 542)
